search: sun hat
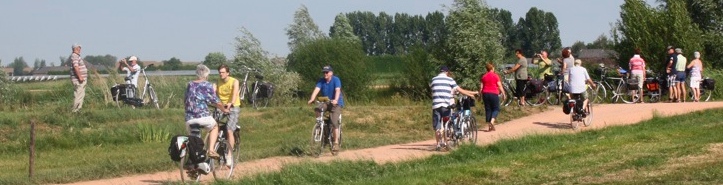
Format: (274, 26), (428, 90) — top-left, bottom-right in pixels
(128, 56), (138, 61)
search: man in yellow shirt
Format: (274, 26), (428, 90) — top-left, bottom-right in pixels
(534, 50), (553, 80)
(214, 64), (240, 167)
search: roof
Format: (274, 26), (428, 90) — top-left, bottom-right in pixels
(577, 49), (618, 59)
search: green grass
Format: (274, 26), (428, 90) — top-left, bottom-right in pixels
(228, 108), (723, 185)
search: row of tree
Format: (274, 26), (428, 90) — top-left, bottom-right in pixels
(337, 6), (562, 58)
(4, 55), (194, 76)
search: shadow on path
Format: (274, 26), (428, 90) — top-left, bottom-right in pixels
(533, 122), (572, 129)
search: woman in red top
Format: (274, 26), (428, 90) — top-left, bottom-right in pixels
(479, 63), (506, 131)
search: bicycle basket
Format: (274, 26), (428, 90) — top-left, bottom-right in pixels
(703, 79), (716, 90)
(626, 78), (639, 90)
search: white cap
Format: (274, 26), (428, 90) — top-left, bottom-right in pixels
(694, 51), (700, 59)
(72, 44), (81, 49)
(128, 56), (138, 61)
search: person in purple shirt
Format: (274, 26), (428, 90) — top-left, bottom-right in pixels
(307, 65), (344, 155)
(184, 64), (229, 159)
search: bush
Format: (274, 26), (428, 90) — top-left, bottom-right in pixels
(392, 47), (436, 100)
(288, 38), (372, 101)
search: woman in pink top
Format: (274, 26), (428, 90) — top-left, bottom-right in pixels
(479, 63), (506, 131)
(628, 48), (646, 103)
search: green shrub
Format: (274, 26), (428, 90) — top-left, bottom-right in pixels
(288, 38), (372, 101)
(392, 47), (436, 100)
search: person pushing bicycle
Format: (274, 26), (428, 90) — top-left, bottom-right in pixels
(307, 65), (344, 154)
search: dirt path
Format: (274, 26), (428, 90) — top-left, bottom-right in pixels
(65, 102), (723, 185)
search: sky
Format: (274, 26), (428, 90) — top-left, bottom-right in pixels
(0, 0), (650, 66)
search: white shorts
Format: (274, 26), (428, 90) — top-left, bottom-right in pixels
(690, 77), (702, 88)
(186, 116), (217, 137)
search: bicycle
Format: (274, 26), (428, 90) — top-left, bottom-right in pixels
(688, 77), (715, 102)
(566, 93), (593, 130)
(238, 66), (272, 109)
(498, 67), (547, 107)
(448, 95), (478, 147)
(208, 108), (241, 179)
(544, 70), (565, 105)
(111, 64), (160, 109)
(309, 97), (343, 157)
(591, 65), (635, 104)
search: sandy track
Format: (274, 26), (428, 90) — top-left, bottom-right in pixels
(65, 102), (723, 185)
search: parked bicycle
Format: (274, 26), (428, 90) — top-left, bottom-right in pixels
(689, 77), (715, 102)
(545, 70), (565, 105)
(309, 97), (343, 157)
(111, 64), (160, 109)
(238, 66), (273, 109)
(498, 66), (547, 107)
(591, 65), (636, 104)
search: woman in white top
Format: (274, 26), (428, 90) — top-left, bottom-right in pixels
(687, 51), (704, 102)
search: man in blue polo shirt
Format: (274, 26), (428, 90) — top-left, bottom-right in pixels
(430, 66), (477, 151)
(308, 65), (344, 155)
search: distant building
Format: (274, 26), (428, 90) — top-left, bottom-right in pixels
(577, 49), (618, 67)
(32, 66), (68, 75)
(2, 68), (13, 76)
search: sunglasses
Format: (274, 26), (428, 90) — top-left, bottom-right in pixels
(323, 71), (330, 74)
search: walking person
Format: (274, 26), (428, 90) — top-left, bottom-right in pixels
(68, 44), (88, 113)
(214, 64), (240, 166)
(479, 63), (505, 131)
(629, 48), (646, 103)
(431, 66), (477, 151)
(687, 51), (704, 102)
(504, 49), (529, 106)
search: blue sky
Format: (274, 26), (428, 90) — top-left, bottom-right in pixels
(0, 0), (649, 66)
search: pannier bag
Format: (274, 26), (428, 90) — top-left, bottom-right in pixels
(258, 82), (275, 98)
(626, 78), (639, 90)
(702, 79), (715, 90)
(167, 135), (207, 163)
(645, 78), (659, 91)
(547, 81), (557, 92)
(528, 79), (544, 94)
(110, 84), (130, 101)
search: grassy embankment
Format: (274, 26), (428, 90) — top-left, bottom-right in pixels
(228, 108), (723, 184)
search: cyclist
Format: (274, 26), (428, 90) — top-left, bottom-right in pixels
(430, 66), (477, 151)
(504, 49), (528, 106)
(185, 64), (229, 160)
(307, 65), (344, 155)
(213, 64), (240, 167)
(568, 59), (596, 113)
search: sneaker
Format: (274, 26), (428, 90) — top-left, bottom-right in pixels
(331, 143), (340, 155)
(435, 145), (442, 151)
(196, 162), (210, 175)
(225, 153), (234, 167)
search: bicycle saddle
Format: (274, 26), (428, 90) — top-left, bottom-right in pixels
(255, 74), (264, 80)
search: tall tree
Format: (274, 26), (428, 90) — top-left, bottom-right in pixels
(424, 11), (447, 58)
(285, 5), (326, 52)
(203, 52), (227, 70)
(11, 57), (28, 76)
(517, 7), (562, 56)
(490, 8), (519, 54)
(586, 34), (614, 49)
(685, 0), (723, 67)
(235, 27), (300, 104)
(40, 60), (46, 68)
(571, 41), (587, 55)
(329, 13), (360, 43)
(445, 0), (505, 88)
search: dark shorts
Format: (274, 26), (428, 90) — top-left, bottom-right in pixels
(676, 72), (686, 83)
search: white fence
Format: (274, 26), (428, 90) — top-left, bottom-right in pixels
(6, 70), (218, 82)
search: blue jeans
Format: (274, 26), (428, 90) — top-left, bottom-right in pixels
(482, 93), (500, 122)
(432, 107), (451, 130)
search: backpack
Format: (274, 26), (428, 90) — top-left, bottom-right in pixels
(528, 79), (544, 94)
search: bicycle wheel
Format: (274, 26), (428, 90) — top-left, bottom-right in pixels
(466, 115), (478, 145)
(583, 101), (593, 127)
(592, 82), (606, 104)
(251, 87), (260, 109)
(702, 88), (713, 102)
(233, 128), (241, 169)
(617, 83), (635, 104)
(309, 123), (323, 157)
(148, 86), (160, 109)
(500, 84), (514, 107)
(211, 141), (234, 179)
(526, 90), (548, 106)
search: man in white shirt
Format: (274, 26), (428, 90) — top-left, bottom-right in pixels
(568, 59), (596, 112)
(120, 56), (141, 88)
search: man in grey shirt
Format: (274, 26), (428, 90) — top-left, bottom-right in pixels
(504, 49), (528, 106)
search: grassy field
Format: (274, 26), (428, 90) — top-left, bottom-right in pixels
(227, 108), (723, 185)
(0, 75), (544, 185)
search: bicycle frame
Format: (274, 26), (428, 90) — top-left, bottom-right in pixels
(310, 99), (342, 156)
